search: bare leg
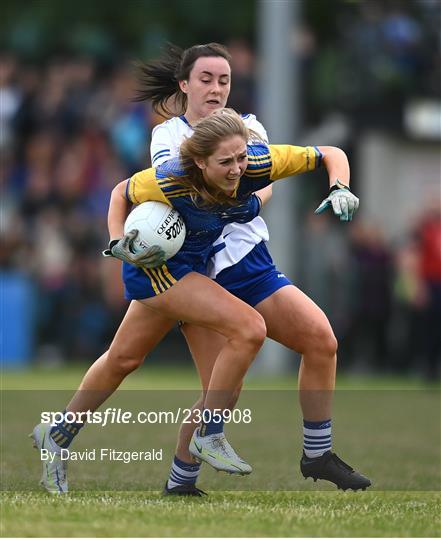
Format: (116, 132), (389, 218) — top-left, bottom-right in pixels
(140, 272), (266, 411)
(255, 285), (337, 421)
(67, 301), (175, 413)
(171, 283), (335, 467)
(175, 324), (242, 462)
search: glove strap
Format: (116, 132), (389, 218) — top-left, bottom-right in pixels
(102, 239), (120, 258)
(108, 239), (120, 251)
(329, 179), (350, 193)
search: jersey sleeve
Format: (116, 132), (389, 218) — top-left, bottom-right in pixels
(150, 123), (173, 167)
(242, 114), (269, 143)
(269, 145), (323, 180)
(126, 168), (171, 206)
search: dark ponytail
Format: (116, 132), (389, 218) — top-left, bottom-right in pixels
(134, 42), (231, 117)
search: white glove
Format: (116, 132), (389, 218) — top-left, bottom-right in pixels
(314, 180), (359, 222)
(102, 230), (166, 268)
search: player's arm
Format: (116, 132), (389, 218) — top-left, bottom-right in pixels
(254, 184), (272, 206)
(269, 144), (359, 221)
(108, 180), (130, 241)
(314, 146), (358, 221)
(103, 171), (169, 266)
(316, 146), (350, 188)
(150, 123), (173, 166)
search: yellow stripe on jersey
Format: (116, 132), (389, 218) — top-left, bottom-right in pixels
(127, 168), (171, 206)
(269, 145), (319, 180)
(166, 189), (192, 199)
(246, 166), (272, 177)
(248, 153), (271, 162)
(157, 179), (186, 189)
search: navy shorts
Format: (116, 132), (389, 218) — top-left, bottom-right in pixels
(123, 241), (291, 306)
(123, 261), (190, 300)
(214, 241), (292, 307)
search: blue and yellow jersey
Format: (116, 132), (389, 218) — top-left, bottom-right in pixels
(123, 142), (322, 298)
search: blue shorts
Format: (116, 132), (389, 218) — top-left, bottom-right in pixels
(123, 241), (291, 306)
(123, 261), (192, 300)
(214, 241), (292, 307)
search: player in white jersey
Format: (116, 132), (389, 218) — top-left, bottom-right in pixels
(151, 112), (270, 274)
(136, 46), (370, 494)
(30, 46), (370, 496)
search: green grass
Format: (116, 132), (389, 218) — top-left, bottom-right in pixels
(1, 491), (440, 537)
(1, 366), (440, 537)
(2, 364), (438, 390)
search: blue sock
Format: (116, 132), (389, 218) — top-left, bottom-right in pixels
(200, 409), (224, 436)
(49, 410), (84, 449)
(167, 455), (201, 489)
(303, 419), (332, 458)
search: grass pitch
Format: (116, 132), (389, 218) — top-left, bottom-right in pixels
(1, 365), (440, 537)
(1, 491), (440, 537)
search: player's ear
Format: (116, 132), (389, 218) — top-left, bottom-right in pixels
(179, 80), (188, 94)
(194, 157), (207, 170)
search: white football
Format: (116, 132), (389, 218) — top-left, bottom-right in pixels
(124, 201), (186, 261)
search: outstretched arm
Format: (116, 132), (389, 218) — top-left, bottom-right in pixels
(268, 144), (359, 221)
(314, 146), (358, 221)
(317, 146), (350, 188)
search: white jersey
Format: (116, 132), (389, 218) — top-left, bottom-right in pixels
(150, 114), (270, 278)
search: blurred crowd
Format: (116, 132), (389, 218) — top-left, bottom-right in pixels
(299, 209), (441, 379)
(1, 0), (440, 377)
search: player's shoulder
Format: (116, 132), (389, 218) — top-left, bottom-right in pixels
(245, 142), (272, 177)
(247, 141), (271, 159)
(154, 159), (192, 199)
(241, 113), (261, 128)
(155, 157), (186, 180)
(152, 116), (182, 136)
(152, 115), (191, 137)
(241, 113), (268, 143)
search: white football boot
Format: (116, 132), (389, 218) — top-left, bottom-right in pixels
(189, 428), (252, 475)
(30, 423), (68, 494)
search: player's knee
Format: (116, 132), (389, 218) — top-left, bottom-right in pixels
(301, 317), (337, 360)
(236, 312), (266, 352)
(321, 328), (338, 358)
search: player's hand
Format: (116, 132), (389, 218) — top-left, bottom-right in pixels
(314, 180), (359, 221)
(102, 230), (166, 268)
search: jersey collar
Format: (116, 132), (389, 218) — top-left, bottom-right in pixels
(179, 115), (191, 127)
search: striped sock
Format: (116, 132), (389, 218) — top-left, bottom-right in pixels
(303, 419), (332, 458)
(200, 409), (224, 436)
(49, 410), (84, 449)
(167, 455), (201, 489)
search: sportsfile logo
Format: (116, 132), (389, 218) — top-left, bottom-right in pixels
(40, 407), (252, 427)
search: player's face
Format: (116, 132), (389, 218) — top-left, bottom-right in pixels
(179, 57), (231, 121)
(195, 135), (248, 196)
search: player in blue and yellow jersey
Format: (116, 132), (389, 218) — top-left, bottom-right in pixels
(119, 139), (314, 301)
(102, 109), (369, 491)
(136, 44), (366, 495)
(29, 77), (369, 491)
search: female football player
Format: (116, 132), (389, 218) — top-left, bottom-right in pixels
(140, 44), (370, 495)
(32, 107), (369, 495)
